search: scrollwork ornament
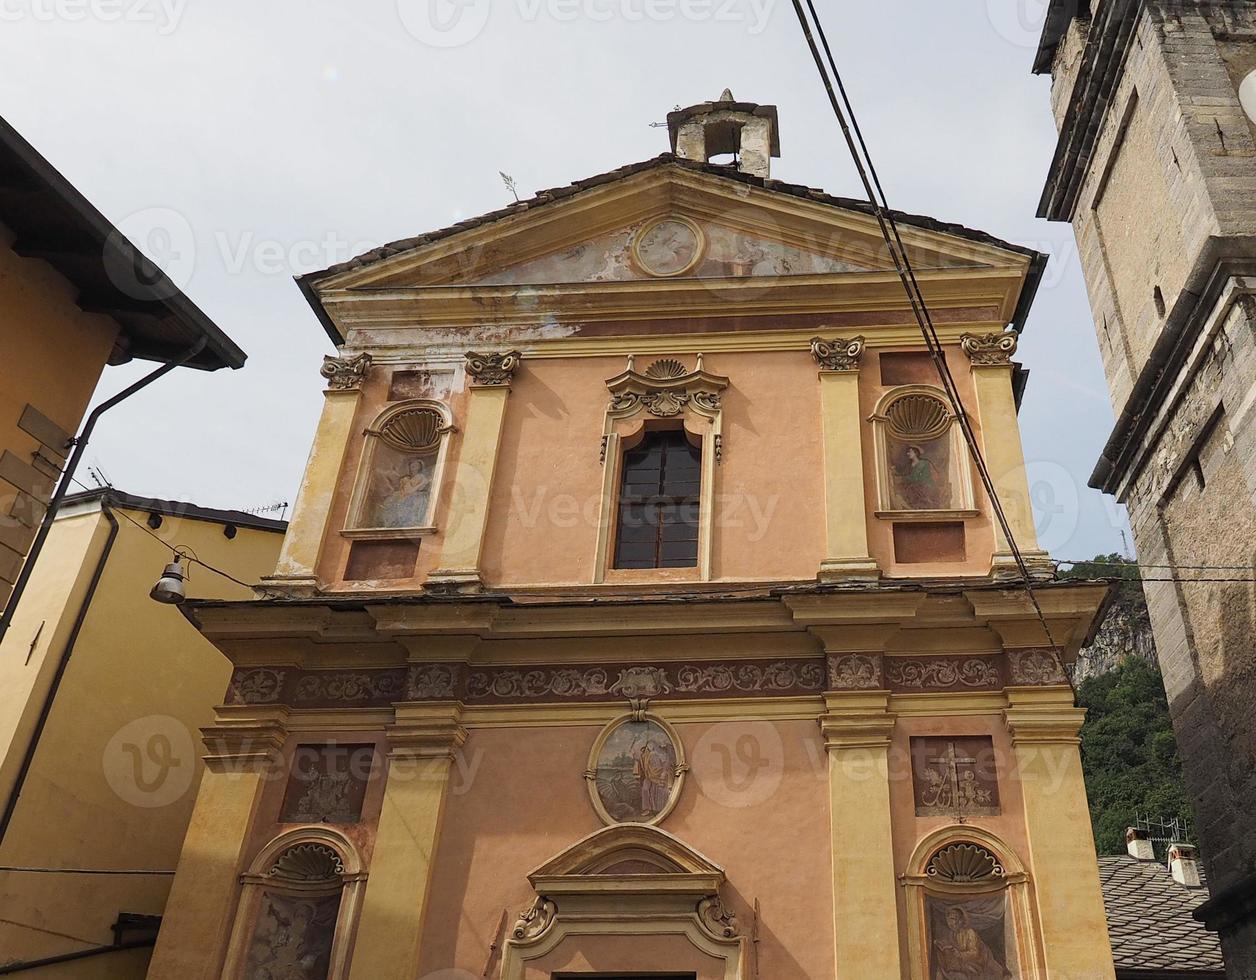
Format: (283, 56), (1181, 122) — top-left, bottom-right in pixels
(512, 897), (557, 941)
(810, 335), (866, 372)
(320, 352), (372, 390)
(960, 331), (1018, 365)
(697, 895), (740, 939)
(465, 349), (522, 386)
(1008, 648), (1067, 686)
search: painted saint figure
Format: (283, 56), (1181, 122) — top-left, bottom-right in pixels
(364, 452), (433, 529)
(633, 738), (674, 817)
(932, 907), (1012, 980)
(898, 444), (942, 509)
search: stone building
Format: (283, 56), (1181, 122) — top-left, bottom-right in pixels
(1034, 3), (1256, 974)
(147, 94), (1118, 979)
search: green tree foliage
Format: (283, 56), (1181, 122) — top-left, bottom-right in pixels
(1077, 656), (1193, 854)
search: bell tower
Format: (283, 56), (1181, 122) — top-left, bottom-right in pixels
(667, 89), (780, 178)
(1035, 3), (1256, 975)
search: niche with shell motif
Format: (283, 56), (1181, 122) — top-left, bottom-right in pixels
(870, 385), (975, 518)
(345, 401), (454, 536)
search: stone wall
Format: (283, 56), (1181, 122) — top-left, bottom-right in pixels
(1046, 4), (1256, 973)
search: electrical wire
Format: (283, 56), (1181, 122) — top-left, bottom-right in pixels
(789, 0), (1061, 649)
(69, 476), (264, 593)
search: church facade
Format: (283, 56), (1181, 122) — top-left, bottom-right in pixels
(146, 95), (1117, 979)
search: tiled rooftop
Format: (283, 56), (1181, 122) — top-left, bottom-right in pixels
(1099, 854), (1225, 974)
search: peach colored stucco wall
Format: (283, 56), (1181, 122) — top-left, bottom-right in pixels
(317, 341), (1003, 589)
(861, 347), (996, 577)
(886, 713), (1036, 971)
(418, 719), (833, 980)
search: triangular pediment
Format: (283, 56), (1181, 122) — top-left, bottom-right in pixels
(310, 162), (1020, 293)
(529, 824), (725, 883)
(303, 160), (1041, 337)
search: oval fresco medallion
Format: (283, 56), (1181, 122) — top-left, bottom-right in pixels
(632, 216), (704, 278)
(586, 713), (686, 826)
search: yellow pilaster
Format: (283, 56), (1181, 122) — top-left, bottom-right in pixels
(430, 364), (514, 587)
(820, 690), (902, 980)
(267, 377), (365, 591)
(347, 702), (466, 980)
(145, 721), (284, 980)
(811, 338), (879, 583)
(1004, 688), (1117, 980)
(961, 335), (1051, 579)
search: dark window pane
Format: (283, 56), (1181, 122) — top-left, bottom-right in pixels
(613, 430), (703, 569)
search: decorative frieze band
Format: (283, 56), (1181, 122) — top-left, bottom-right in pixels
(826, 654), (1006, 692)
(227, 659), (824, 708)
(1007, 648), (1068, 686)
(226, 650), (1066, 708)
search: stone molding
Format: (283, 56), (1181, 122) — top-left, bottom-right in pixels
(465, 349), (521, 386)
(960, 331), (1018, 365)
(810, 335), (866, 372)
(819, 690), (896, 750)
(320, 352), (372, 390)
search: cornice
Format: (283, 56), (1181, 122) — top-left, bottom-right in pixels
(319, 268), (1022, 332)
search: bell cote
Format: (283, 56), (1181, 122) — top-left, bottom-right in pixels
(667, 89), (781, 179)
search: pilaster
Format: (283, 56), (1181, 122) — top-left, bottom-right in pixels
(810, 337), (880, 583)
(1004, 688), (1117, 979)
(347, 702), (467, 980)
(267, 354), (371, 592)
(960, 334), (1052, 580)
(429, 351), (518, 589)
(145, 717), (287, 980)
(819, 690), (902, 980)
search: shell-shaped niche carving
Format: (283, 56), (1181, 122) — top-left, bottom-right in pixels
(268, 843), (344, 882)
(644, 358), (689, 380)
(925, 842), (1005, 884)
(373, 407), (448, 453)
(886, 393), (951, 442)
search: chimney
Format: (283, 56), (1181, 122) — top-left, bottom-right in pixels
(1125, 827), (1155, 861)
(1168, 843), (1203, 888)
(667, 90), (781, 179)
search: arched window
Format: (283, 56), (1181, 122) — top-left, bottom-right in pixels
(613, 429), (702, 569)
(346, 401), (453, 535)
(222, 829), (366, 980)
(902, 828), (1043, 979)
(870, 385), (975, 516)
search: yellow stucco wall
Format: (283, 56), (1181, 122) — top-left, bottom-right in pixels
(0, 497), (282, 976)
(0, 223), (121, 605)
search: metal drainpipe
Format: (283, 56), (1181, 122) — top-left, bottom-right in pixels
(0, 936), (156, 975)
(0, 335), (208, 644)
(0, 492), (119, 845)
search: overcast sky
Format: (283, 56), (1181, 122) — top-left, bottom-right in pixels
(0, 0), (1132, 561)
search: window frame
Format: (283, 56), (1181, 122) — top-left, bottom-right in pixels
(611, 427), (704, 571)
